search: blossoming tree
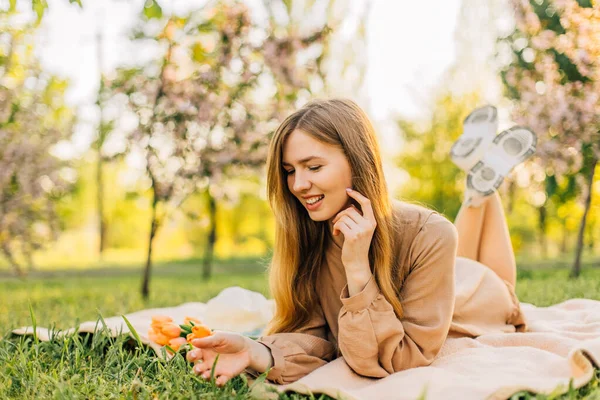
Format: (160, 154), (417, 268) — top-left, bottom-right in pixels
(500, 0), (599, 277)
(0, 10), (74, 276)
(107, 0), (331, 297)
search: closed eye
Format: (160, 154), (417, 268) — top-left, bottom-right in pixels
(284, 166), (321, 175)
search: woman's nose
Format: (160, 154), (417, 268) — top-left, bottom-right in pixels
(292, 172), (311, 192)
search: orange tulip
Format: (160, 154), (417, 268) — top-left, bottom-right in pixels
(160, 323), (182, 338)
(190, 324), (212, 339)
(168, 337), (188, 352)
(149, 330), (170, 346)
(184, 316), (202, 325)
(151, 315), (173, 325)
(149, 315), (213, 348)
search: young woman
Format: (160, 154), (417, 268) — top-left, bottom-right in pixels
(187, 99), (535, 387)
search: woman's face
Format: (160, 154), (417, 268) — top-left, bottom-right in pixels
(282, 129), (353, 222)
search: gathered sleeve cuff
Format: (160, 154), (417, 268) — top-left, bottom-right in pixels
(246, 300), (336, 385)
(255, 332), (336, 384)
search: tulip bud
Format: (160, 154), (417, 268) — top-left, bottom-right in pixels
(160, 323), (182, 338)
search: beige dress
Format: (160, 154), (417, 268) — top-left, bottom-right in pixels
(255, 202), (527, 384)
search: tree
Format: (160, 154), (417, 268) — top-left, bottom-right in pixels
(0, 9), (74, 276)
(108, 0), (330, 298)
(500, 0), (600, 276)
(395, 92), (482, 219)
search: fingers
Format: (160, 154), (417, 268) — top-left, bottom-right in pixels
(216, 375), (230, 387)
(345, 189), (376, 225)
(186, 348), (203, 363)
(191, 334), (219, 349)
(333, 216), (356, 237)
(332, 206), (363, 235)
(193, 361), (231, 387)
(332, 204), (361, 226)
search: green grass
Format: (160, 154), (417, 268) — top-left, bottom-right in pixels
(0, 260), (599, 399)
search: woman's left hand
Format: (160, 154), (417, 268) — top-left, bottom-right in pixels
(331, 188), (377, 276)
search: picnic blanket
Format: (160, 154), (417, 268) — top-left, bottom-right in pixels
(11, 286), (600, 400)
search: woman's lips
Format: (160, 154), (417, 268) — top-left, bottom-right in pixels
(306, 195), (324, 210)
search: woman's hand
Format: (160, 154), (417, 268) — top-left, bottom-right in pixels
(186, 331), (252, 387)
(331, 188), (377, 277)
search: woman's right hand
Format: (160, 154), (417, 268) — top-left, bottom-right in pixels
(186, 331), (253, 387)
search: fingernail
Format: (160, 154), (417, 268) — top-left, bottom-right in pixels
(190, 349), (198, 358)
(346, 188), (352, 192)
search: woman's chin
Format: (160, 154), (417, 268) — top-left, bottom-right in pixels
(306, 209), (333, 222)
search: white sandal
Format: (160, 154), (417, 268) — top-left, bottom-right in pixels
(465, 126), (537, 202)
(450, 105), (499, 172)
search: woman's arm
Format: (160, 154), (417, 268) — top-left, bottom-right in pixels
(337, 213), (458, 378)
(249, 301), (337, 385)
(247, 339), (274, 372)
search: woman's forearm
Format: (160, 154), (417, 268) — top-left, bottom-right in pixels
(247, 337), (274, 373)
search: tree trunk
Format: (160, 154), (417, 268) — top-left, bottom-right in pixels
(538, 204), (547, 259)
(25, 247), (35, 272)
(96, 32), (107, 259)
(203, 188), (217, 281)
(97, 151), (106, 258)
(560, 219), (569, 254)
(141, 185), (159, 299)
(3, 244), (24, 278)
(507, 179), (516, 214)
(570, 157), (597, 278)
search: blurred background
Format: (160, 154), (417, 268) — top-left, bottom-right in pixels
(1, 0), (598, 293)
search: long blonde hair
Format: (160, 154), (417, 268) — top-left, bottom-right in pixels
(264, 98), (406, 335)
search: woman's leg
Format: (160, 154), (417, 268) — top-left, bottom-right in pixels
(454, 192), (517, 287)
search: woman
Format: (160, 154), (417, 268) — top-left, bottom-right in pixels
(187, 99), (534, 387)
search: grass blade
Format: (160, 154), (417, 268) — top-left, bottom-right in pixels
(210, 353), (220, 384)
(121, 315), (143, 349)
(28, 302), (38, 345)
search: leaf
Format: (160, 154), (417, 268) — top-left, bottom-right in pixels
(282, 0), (293, 14)
(121, 315), (143, 349)
(9, 0), (16, 12)
(69, 0), (82, 6)
(28, 302), (38, 344)
(143, 0), (163, 20)
(528, 0), (565, 35)
(576, 0), (593, 7)
(164, 344), (176, 354)
(550, 49), (590, 84)
(210, 353), (220, 384)
(32, 0), (48, 24)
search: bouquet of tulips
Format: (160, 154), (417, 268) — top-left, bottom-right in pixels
(149, 315), (212, 353)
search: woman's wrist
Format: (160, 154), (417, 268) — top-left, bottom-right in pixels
(346, 270), (373, 297)
(247, 337), (274, 373)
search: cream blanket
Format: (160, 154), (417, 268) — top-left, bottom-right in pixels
(11, 287), (600, 400)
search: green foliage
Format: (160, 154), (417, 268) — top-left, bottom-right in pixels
(142, 0), (163, 20)
(395, 92), (481, 219)
(31, 0), (48, 23)
(550, 49), (590, 84)
(528, 0), (565, 34)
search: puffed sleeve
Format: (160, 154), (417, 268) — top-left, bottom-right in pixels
(252, 300), (337, 384)
(337, 213), (458, 378)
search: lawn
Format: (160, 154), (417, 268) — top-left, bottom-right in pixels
(1, 258), (599, 399)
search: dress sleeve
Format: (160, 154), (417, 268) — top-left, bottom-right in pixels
(251, 300), (337, 384)
(337, 213), (458, 378)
